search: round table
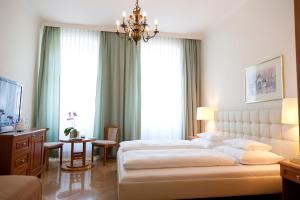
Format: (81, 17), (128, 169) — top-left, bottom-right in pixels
(59, 138), (96, 171)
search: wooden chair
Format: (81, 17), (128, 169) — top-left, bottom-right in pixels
(91, 125), (120, 166)
(44, 142), (64, 171)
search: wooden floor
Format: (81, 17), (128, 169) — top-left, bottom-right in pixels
(41, 159), (281, 200)
(41, 159), (118, 200)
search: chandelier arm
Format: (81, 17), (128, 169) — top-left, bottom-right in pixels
(143, 30), (159, 40)
(142, 36), (149, 43)
(121, 24), (128, 33)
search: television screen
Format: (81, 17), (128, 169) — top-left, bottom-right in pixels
(0, 77), (22, 132)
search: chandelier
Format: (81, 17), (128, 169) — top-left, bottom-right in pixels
(116, 0), (159, 44)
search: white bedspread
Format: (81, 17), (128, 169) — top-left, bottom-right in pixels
(122, 149), (237, 169)
(119, 139), (215, 152)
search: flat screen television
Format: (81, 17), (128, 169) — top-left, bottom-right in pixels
(0, 76), (22, 133)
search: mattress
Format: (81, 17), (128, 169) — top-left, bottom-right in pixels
(117, 150), (282, 200)
(119, 163), (280, 183)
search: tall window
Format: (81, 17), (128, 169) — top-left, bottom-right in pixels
(141, 37), (184, 140)
(59, 28), (100, 157)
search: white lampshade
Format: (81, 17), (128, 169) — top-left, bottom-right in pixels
(197, 107), (214, 120)
(281, 98), (298, 125)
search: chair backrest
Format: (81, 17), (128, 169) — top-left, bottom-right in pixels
(104, 125), (120, 143)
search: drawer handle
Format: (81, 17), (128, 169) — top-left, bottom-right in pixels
(296, 175), (300, 180)
(20, 159), (25, 163)
(32, 134), (36, 138)
(22, 142), (26, 146)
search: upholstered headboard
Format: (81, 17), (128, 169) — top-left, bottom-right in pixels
(210, 109), (299, 159)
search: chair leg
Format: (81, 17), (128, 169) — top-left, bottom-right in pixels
(59, 146), (63, 166)
(91, 144), (94, 163)
(45, 149), (49, 171)
(103, 146), (107, 166)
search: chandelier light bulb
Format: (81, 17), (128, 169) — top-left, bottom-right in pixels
(154, 19), (158, 30)
(116, 20), (120, 32)
(143, 11), (147, 17)
(122, 11), (126, 18)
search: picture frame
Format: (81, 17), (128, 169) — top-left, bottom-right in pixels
(245, 56), (284, 103)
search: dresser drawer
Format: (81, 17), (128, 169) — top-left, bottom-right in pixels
(12, 164), (28, 175)
(281, 165), (300, 184)
(14, 153), (30, 168)
(14, 136), (31, 154)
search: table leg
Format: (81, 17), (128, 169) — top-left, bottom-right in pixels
(60, 146), (63, 166)
(71, 142), (74, 167)
(44, 148), (49, 171)
(91, 144), (94, 163)
(83, 141), (86, 166)
(103, 146), (107, 166)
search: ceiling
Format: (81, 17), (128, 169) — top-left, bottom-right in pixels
(26, 0), (248, 38)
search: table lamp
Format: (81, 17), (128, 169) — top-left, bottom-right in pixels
(282, 98), (298, 125)
(281, 98), (300, 164)
(197, 107), (214, 132)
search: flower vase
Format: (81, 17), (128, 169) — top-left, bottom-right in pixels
(69, 131), (79, 139)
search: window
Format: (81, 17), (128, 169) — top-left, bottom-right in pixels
(59, 28), (100, 157)
(141, 37), (184, 140)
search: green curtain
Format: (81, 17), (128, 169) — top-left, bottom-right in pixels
(94, 32), (141, 141)
(35, 26), (61, 142)
(183, 39), (201, 139)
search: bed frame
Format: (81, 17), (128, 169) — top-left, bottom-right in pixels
(118, 109), (299, 200)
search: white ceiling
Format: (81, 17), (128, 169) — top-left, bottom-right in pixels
(26, 0), (248, 38)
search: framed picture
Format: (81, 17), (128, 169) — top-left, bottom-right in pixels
(245, 56), (284, 103)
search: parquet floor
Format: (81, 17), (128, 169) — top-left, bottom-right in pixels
(41, 158), (117, 200)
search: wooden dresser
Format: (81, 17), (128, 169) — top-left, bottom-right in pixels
(0, 128), (46, 177)
(280, 160), (300, 200)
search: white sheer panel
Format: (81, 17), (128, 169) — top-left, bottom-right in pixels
(59, 28), (99, 159)
(141, 37), (184, 140)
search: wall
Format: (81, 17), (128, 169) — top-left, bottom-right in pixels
(201, 0), (297, 110)
(0, 0), (40, 127)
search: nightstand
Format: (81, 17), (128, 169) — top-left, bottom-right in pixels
(280, 160), (300, 200)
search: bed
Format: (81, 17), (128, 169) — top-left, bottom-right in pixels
(117, 109), (300, 200)
(0, 175), (42, 200)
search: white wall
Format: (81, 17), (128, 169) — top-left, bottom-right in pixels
(201, 0), (296, 110)
(0, 0), (40, 126)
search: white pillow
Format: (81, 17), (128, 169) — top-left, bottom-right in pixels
(190, 138), (221, 148)
(223, 138), (272, 151)
(197, 132), (224, 141)
(214, 145), (284, 165)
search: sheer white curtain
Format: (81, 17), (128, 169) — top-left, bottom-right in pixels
(59, 28), (100, 159)
(141, 37), (184, 140)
